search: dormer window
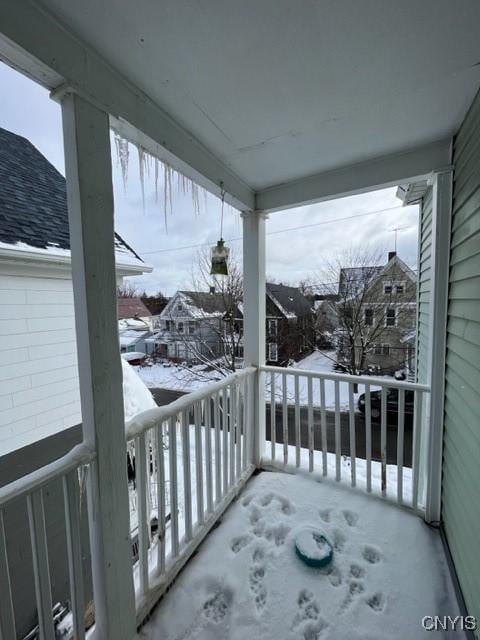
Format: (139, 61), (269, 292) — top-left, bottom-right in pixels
(177, 303), (183, 311)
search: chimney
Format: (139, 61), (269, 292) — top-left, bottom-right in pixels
(388, 251), (396, 262)
(209, 286), (215, 295)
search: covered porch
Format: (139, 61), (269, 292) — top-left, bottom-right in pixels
(1, 2), (479, 638)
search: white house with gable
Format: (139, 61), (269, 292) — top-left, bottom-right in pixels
(0, 127), (151, 456)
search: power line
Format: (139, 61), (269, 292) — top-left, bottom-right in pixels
(139, 204), (416, 256)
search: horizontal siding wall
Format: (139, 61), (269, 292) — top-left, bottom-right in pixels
(0, 271), (81, 455)
(443, 88), (480, 631)
(416, 187), (433, 384)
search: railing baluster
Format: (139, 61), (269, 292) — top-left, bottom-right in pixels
(194, 402), (204, 526)
(334, 380), (341, 481)
(229, 384), (236, 486)
(294, 375), (300, 468)
(381, 388), (387, 497)
(348, 383), (356, 487)
(241, 378), (248, 471)
(136, 433), (149, 594)
(27, 489), (55, 640)
(307, 377), (314, 472)
(282, 372), (288, 465)
(214, 391), (222, 503)
(0, 510), (16, 640)
(412, 390), (423, 511)
(397, 389), (405, 504)
(63, 472), (85, 640)
(168, 416), (179, 557)
(365, 384), (372, 492)
(205, 396), (214, 515)
(222, 387), (229, 495)
(155, 424), (166, 574)
(270, 371), (276, 461)
(320, 378), (327, 476)
(181, 409), (192, 541)
(235, 384), (242, 479)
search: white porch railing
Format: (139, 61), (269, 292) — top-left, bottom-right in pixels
(0, 443), (95, 640)
(125, 366), (256, 624)
(260, 365), (430, 512)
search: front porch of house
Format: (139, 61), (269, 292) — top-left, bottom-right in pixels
(1, 2), (480, 638)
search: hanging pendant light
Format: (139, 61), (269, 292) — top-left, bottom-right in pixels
(211, 183), (230, 276)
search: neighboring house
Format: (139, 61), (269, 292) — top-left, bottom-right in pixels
(264, 283), (314, 364)
(118, 319), (152, 354)
(151, 290), (241, 362)
(151, 283), (314, 366)
(118, 297), (153, 354)
(336, 252), (417, 374)
(118, 297), (153, 329)
(313, 294), (339, 348)
(0, 127), (151, 455)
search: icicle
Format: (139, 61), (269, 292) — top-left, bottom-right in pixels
(114, 134), (130, 192)
(138, 146), (147, 210)
(154, 158), (159, 203)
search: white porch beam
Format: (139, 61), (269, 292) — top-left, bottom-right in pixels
(0, 2), (254, 211)
(242, 211), (267, 465)
(61, 93), (136, 638)
(424, 168), (453, 525)
(255, 139), (452, 212)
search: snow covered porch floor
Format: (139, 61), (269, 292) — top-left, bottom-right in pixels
(139, 472), (461, 640)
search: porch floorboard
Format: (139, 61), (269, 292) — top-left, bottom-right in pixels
(139, 472), (461, 640)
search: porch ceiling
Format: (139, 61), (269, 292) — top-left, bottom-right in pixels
(3, 1), (480, 209)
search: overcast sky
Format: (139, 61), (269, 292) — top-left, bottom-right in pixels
(1, 62), (419, 296)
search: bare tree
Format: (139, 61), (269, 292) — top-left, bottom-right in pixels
(117, 281), (141, 298)
(311, 249), (416, 375)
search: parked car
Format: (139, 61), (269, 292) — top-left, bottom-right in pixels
(357, 388), (414, 425)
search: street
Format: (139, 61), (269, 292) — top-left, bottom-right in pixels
(150, 388), (412, 467)
(266, 404), (412, 466)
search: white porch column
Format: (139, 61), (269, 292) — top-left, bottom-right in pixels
(61, 93), (136, 637)
(242, 211), (267, 465)
(425, 168), (453, 524)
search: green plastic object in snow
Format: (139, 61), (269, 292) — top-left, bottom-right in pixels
(294, 527), (334, 568)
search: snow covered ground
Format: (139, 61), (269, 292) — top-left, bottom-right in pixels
(139, 472), (461, 640)
(136, 351), (392, 410)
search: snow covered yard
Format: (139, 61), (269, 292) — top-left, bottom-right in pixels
(139, 472), (460, 640)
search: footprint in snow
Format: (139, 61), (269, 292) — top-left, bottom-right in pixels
(366, 592), (385, 612)
(342, 509), (359, 527)
(292, 589), (328, 638)
(361, 544), (382, 564)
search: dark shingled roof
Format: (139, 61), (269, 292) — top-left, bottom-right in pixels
(118, 297), (152, 319)
(0, 126), (141, 261)
(266, 282), (313, 318)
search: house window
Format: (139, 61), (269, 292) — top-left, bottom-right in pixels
(177, 321), (184, 333)
(188, 321), (196, 335)
(373, 343), (382, 355)
(395, 283), (404, 294)
(383, 283), (393, 295)
(385, 308), (396, 326)
(268, 343), (278, 362)
(165, 320), (172, 331)
(177, 302), (183, 311)
(364, 308), (374, 326)
(382, 344), (390, 355)
(268, 319), (278, 335)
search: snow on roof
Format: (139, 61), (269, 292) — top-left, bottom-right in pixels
(119, 329), (150, 346)
(0, 127), (149, 273)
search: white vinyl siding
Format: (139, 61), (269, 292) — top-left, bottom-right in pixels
(0, 272), (81, 455)
(442, 88), (480, 630)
